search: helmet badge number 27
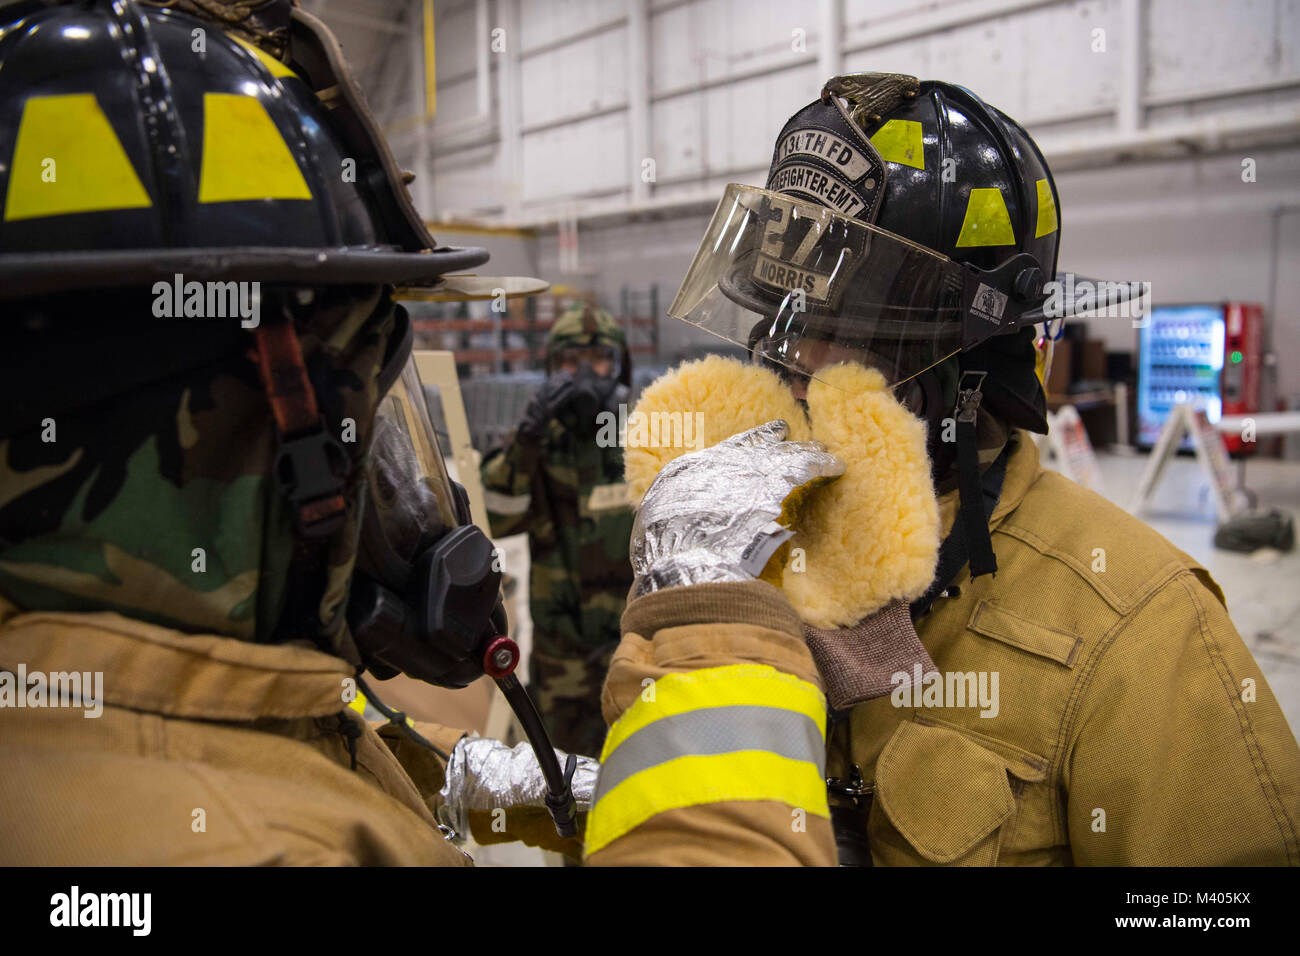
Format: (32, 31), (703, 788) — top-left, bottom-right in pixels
(752, 193), (866, 312)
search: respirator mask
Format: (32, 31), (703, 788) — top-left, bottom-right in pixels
(550, 344), (627, 433)
(347, 314), (579, 836)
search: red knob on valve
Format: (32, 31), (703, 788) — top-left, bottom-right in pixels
(483, 635), (519, 679)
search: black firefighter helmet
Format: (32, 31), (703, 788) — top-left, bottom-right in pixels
(0, 0), (488, 296)
(0, 0), (517, 675)
(668, 72), (1132, 435)
(669, 73), (1133, 578)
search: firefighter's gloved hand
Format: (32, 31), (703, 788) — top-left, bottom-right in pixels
(516, 373), (578, 444)
(437, 735), (598, 841)
(631, 419), (844, 597)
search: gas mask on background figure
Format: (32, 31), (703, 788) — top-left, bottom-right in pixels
(555, 344), (627, 434)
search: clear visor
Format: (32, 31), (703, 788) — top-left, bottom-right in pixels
(668, 183), (967, 389)
(366, 357), (460, 570)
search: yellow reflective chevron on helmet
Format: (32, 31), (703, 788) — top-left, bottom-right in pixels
(955, 186), (1016, 247)
(1034, 177), (1058, 238)
(229, 34), (299, 79)
(4, 91), (315, 218)
(198, 94), (313, 203)
(4, 94), (152, 221)
(869, 119), (925, 170)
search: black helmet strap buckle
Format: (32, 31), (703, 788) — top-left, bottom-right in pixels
(252, 308), (349, 539)
(946, 253), (1046, 582)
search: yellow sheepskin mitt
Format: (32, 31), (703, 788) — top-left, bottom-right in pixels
(623, 354), (810, 500)
(624, 357), (940, 628)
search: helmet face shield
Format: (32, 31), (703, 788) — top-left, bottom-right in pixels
(669, 184), (968, 389)
(357, 356), (460, 592)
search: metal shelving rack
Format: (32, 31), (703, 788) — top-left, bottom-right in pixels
(618, 284), (660, 362)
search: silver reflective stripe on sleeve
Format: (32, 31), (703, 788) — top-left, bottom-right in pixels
(593, 704), (825, 804)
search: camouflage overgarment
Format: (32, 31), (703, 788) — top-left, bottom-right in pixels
(0, 287), (398, 663)
(481, 423), (633, 759)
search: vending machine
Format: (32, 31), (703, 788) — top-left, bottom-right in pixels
(1136, 303), (1263, 454)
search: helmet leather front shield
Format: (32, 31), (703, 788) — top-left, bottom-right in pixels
(670, 184), (968, 389)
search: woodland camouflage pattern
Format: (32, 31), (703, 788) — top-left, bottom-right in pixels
(481, 306), (634, 759)
(0, 286), (401, 664)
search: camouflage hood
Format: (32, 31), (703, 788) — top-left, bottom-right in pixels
(0, 286), (401, 662)
(546, 304), (632, 388)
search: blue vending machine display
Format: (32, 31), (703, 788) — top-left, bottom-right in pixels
(1137, 304), (1225, 449)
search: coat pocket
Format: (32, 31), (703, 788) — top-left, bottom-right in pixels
(869, 721), (1016, 865)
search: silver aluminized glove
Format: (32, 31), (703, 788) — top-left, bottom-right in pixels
(437, 735), (599, 841)
(631, 419), (845, 596)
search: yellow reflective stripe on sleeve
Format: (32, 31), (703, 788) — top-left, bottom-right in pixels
(585, 664), (828, 856)
(869, 119), (925, 170)
(599, 664), (826, 760)
(4, 94), (152, 221)
(198, 94), (313, 203)
(955, 186), (1016, 247)
(1034, 177), (1058, 238)
(229, 34), (299, 79)
(586, 750), (829, 857)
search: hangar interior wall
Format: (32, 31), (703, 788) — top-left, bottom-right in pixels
(315, 0), (1300, 400)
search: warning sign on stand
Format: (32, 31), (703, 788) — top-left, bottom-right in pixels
(1130, 403), (1245, 523)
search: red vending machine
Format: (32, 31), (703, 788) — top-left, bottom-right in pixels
(1220, 302), (1263, 454)
(1137, 302), (1263, 454)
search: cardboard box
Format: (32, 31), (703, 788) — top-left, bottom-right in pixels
(1080, 339), (1107, 382)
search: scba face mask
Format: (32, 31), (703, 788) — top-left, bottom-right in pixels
(348, 344), (581, 837)
(355, 355), (461, 603)
(349, 345), (504, 689)
(570, 366), (627, 431)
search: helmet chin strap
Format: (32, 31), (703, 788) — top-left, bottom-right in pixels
(252, 294), (354, 650)
(953, 371), (998, 579)
(913, 362), (999, 589)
